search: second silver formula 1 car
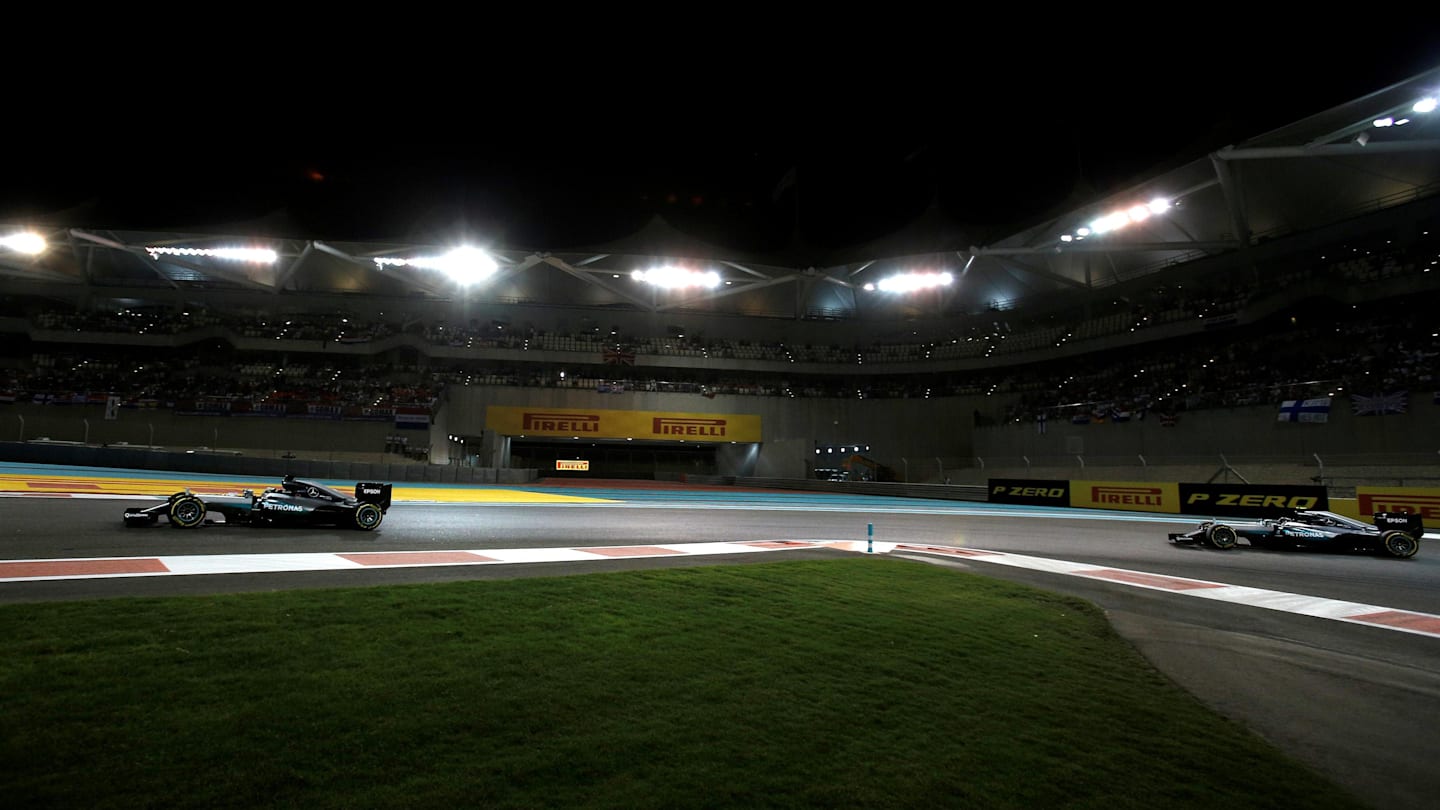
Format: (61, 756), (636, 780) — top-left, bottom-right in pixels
(123, 475), (393, 531)
(1168, 510), (1422, 558)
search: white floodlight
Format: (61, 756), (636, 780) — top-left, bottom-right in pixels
(1089, 213), (1126, 234)
(145, 245), (277, 263)
(1, 232), (46, 255)
(429, 247), (498, 285)
(875, 271), (953, 293)
(1374, 117), (1394, 128)
(1088, 200), (1171, 237)
(632, 266), (720, 289)
(1414, 97), (1437, 113)
(371, 246), (498, 285)
(1060, 234), (1073, 242)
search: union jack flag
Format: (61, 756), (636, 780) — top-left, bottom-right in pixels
(602, 347), (636, 366)
(1351, 391), (1407, 416)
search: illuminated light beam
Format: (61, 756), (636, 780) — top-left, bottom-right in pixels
(1081, 197), (1172, 238)
(372, 246), (498, 286)
(0, 232), (47, 254)
(146, 245), (278, 263)
(872, 271), (953, 293)
(632, 266), (721, 289)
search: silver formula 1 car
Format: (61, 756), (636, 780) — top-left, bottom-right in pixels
(123, 475), (393, 531)
(1168, 510), (1422, 558)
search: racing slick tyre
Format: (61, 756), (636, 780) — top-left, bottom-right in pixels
(351, 502), (384, 531)
(168, 495), (207, 529)
(1381, 530), (1419, 559)
(1207, 524), (1238, 550)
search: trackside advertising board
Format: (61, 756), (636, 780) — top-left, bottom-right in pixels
(988, 479), (1070, 506)
(1177, 483), (1328, 518)
(1070, 481), (1180, 513)
(992, 480), (1334, 517)
(486, 406), (761, 443)
(1356, 487), (1440, 521)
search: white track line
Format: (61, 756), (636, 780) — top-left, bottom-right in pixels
(5, 498), (1437, 640)
(0, 540), (824, 583)
(872, 541), (1440, 640)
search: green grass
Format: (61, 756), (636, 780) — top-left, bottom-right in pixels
(1, 557), (1364, 809)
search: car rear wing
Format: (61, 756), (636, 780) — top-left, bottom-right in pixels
(355, 482), (393, 511)
(1374, 511), (1424, 538)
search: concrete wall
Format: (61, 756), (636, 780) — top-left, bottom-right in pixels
(0, 441), (537, 484)
(442, 385), (985, 479)
(968, 400), (1440, 489)
(2, 403), (406, 457)
(10, 390), (1436, 489)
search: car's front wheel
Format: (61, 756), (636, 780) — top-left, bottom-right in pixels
(168, 495), (207, 529)
(1380, 530), (1419, 559)
(352, 502), (384, 531)
(1207, 524), (1238, 550)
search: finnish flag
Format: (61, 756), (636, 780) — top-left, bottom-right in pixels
(1278, 397), (1331, 423)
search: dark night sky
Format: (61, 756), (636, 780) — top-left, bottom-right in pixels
(3, 29), (1435, 266)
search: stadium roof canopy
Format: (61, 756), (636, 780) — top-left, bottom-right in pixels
(3, 64), (1439, 326)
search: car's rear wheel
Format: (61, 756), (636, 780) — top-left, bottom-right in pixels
(1207, 524), (1238, 550)
(352, 502), (383, 531)
(1381, 530), (1419, 559)
(169, 495), (207, 529)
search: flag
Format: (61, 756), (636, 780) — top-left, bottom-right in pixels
(105, 395), (121, 421)
(1070, 413), (1090, 425)
(1111, 408), (1131, 423)
(1352, 391), (1407, 416)
(395, 406), (430, 430)
(596, 382), (625, 394)
(1036, 412), (1047, 434)
(395, 413), (430, 429)
(1159, 411), (1177, 427)
(602, 347), (636, 366)
(1278, 397), (1331, 423)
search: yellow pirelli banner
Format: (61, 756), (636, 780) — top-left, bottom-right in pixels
(1353, 487), (1440, 522)
(1070, 480), (1181, 513)
(487, 406), (762, 443)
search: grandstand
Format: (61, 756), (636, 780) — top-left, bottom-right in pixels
(1, 65), (1438, 485)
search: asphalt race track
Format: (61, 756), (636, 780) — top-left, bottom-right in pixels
(3, 478), (1438, 810)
